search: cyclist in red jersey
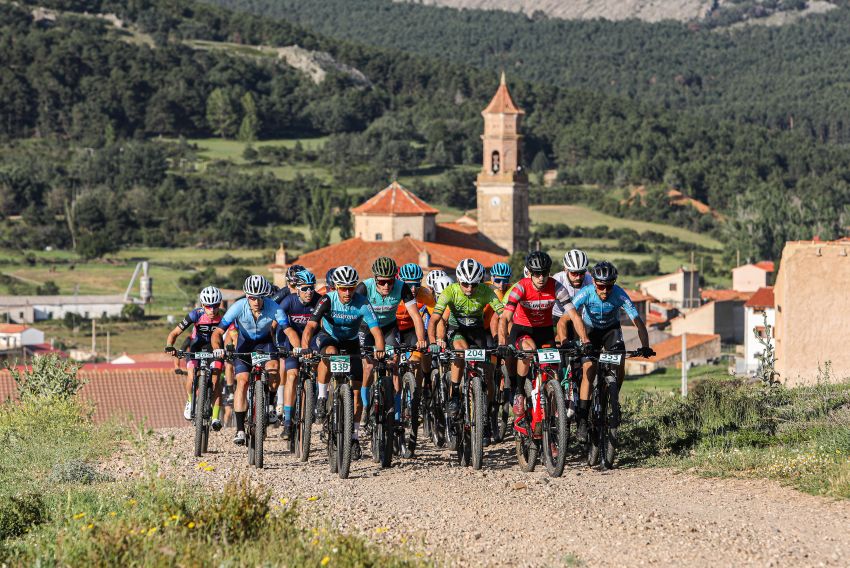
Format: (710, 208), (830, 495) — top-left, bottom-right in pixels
(497, 252), (591, 431)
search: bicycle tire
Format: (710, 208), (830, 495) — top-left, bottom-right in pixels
(587, 382), (602, 467)
(370, 381), (381, 464)
(193, 371), (207, 458)
(336, 383), (354, 479)
(254, 380), (266, 469)
(602, 375), (618, 470)
(471, 375), (486, 470)
(298, 378), (315, 462)
(378, 372), (395, 468)
(327, 390), (338, 474)
(514, 379), (537, 472)
(247, 380), (255, 466)
(543, 379), (568, 477)
(458, 379), (471, 468)
(400, 372), (418, 458)
(443, 371), (458, 452)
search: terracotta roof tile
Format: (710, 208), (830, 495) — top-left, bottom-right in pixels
(483, 72), (524, 115)
(754, 261), (775, 272)
(624, 288), (656, 303)
(642, 333), (720, 362)
(744, 286), (775, 309)
(700, 289), (753, 302)
(350, 181), (439, 216)
(0, 324), (29, 333)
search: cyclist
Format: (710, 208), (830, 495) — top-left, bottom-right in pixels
(322, 267), (337, 295)
(425, 269), (449, 292)
(497, 252), (591, 435)
(165, 286), (226, 429)
(210, 275), (297, 446)
(571, 261), (655, 444)
(272, 264), (307, 304)
(301, 265), (386, 460)
(356, 258), (428, 443)
(427, 258), (504, 419)
(277, 269), (321, 439)
(485, 262), (514, 427)
(553, 249), (594, 343)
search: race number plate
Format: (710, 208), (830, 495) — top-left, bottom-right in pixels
(251, 352), (271, 365)
(384, 345), (395, 357)
(329, 355), (351, 374)
(536, 349), (560, 364)
(194, 351), (216, 359)
(464, 349), (486, 362)
(599, 352), (622, 365)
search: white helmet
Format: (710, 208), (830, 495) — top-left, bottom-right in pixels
(331, 265), (359, 287)
(432, 275), (453, 296)
(564, 249), (589, 272)
(426, 269), (448, 289)
(243, 275), (271, 297)
(199, 286), (222, 306)
(455, 258), (484, 284)
(523, 266), (530, 278)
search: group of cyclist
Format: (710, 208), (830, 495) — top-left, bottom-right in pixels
(164, 248), (656, 461)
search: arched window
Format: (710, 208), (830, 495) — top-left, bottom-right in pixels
(491, 151), (500, 173)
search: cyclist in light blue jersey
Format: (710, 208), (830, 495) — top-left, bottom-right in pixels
(570, 261), (654, 444)
(301, 265), (385, 460)
(211, 275), (300, 446)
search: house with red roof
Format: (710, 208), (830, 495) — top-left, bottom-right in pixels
(732, 261), (775, 293)
(739, 286), (775, 375)
(626, 333), (721, 376)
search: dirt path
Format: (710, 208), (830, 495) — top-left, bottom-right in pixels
(117, 427), (850, 567)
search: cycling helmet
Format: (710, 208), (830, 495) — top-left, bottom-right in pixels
(525, 251), (553, 274)
(490, 262), (512, 280)
(432, 275), (453, 296)
(243, 274), (272, 297)
(199, 286), (222, 306)
(564, 249), (589, 272)
(523, 266), (530, 278)
(332, 265), (359, 287)
(426, 269), (448, 289)
(591, 261), (618, 284)
(294, 269), (316, 286)
(325, 267), (337, 286)
(286, 264), (307, 284)
(371, 257), (397, 278)
(456, 258), (484, 284)
(399, 263), (423, 283)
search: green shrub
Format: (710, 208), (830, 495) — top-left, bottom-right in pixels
(5, 354), (84, 401)
(0, 493), (46, 540)
(48, 460), (109, 485)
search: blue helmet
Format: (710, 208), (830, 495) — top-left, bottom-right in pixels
(294, 269), (316, 286)
(399, 263), (423, 283)
(490, 262), (512, 280)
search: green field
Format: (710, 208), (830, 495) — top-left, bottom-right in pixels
(623, 364), (729, 395)
(182, 137), (329, 164)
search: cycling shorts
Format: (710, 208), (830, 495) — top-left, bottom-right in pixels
(281, 337), (301, 372)
(186, 357), (224, 372)
(399, 328), (424, 362)
(447, 325), (493, 349)
(508, 324), (555, 350)
(584, 325), (625, 364)
(310, 331), (364, 383)
(359, 322), (401, 355)
(233, 334), (276, 375)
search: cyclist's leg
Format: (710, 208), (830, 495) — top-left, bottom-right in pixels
(577, 327), (602, 439)
(311, 333), (337, 412)
(601, 326), (626, 429)
(210, 362), (224, 426)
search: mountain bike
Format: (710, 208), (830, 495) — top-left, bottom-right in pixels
(585, 349), (642, 470)
(173, 350), (219, 458)
(288, 355), (316, 462)
(227, 349), (285, 469)
(446, 348), (492, 470)
(423, 346), (451, 449)
(491, 356), (512, 443)
(391, 344), (422, 459)
(367, 352), (395, 468)
(309, 351), (355, 479)
(558, 340), (584, 443)
(512, 346), (574, 477)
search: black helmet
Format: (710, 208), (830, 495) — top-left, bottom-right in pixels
(371, 256), (397, 279)
(286, 264), (307, 284)
(591, 261), (618, 284)
(525, 251), (552, 274)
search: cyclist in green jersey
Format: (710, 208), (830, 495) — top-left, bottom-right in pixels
(428, 258), (505, 417)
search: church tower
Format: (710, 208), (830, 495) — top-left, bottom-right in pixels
(476, 72), (529, 255)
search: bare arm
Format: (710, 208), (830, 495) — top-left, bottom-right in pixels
(166, 325), (183, 347)
(301, 320), (319, 350)
(211, 327), (225, 350)
(498, 310), (513, 346)
(634, 317), (650, 350)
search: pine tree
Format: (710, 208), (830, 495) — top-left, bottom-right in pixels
(238, 92), (259, 142)
(206, 88), (238, 139)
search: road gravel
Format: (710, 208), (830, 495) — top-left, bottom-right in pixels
(108, 426), (850, 567)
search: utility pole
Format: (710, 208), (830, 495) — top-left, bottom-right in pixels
(106, 329), (110, 362)
(91, 318), (96, 358)
(681, 333), (688, 397)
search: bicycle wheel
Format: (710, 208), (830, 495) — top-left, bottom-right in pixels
(254, 380), (267, 469)
(327, 388), (338, 474)
(543, 379), (568, 477)
(201, 378), (212, 454)
(602, 376), (618, 470)
(442, 372), (458, 452)
(514, 378), (537, 472)
(399, 371), (418, 458)
(336, 383), (354, 479)
(247, 380), (255, 466)
(587, 383), (602, 467)
(377, 372), (395, 468)
(470, 375), (486, 470)
(370, 382), (381, 464)
(297, 378), (315, 462)
(193, 371), (207, 458)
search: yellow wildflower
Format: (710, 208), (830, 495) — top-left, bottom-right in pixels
(109, 512), (117, 517)
(279, 498), (288, 505)
(187, 522), (195, 529)
(374, 527), (388, 534)
(321, 557), (331, 566)
(128, 499), (137, 506)
(147, 527), (158, 536)
(204, 466), (215, 472)
(307, 496), (319, 501)
(72, 513), (86, 520)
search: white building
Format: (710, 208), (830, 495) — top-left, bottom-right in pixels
(740, 287), (775, 375)
(0, 324), (45, 349)
(732, 261), (775, 293)
(637, 268), (700, 310)
(0, 295), (127, 323)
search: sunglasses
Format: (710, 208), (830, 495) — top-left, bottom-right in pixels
(493, 278), (510, 285)
(337, 285), (355, 292)
(568, 270), (587, 277)
(594, 281), (613, 290)
(531, 271), (549, 278)
(203, 303), (221, 309)
(404, 281), (421, 288)
(460, 282), (478, 289)
(376, 279), (395, 287)
(246, 295), (263, 301)
(298, 286), (315, 293)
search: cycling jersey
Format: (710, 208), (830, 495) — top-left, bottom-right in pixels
(218, 297), (289, 341)
(177, 307), (224, 350)
(504, 277), (574, 328)
(355, 278), (414, 328)
(279, 292), (321, 335)
(310, 291), (379, 341)
(434, 283), (504, 328)
(483, 285), (508, 331)
(271, 287), (291, 304)
(397, 287), (434, 331)
(552, 271), (594, 318)
(571, 285), (639, 330)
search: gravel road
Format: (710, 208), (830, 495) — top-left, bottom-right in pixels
(112, 425), (850, 567)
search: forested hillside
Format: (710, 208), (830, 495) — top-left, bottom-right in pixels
(210, 0), (850, 143)
(1, 0), (849, 263)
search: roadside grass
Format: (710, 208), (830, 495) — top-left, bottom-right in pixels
(0, 360), (420, 567)
(621, 378), (850, 498)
